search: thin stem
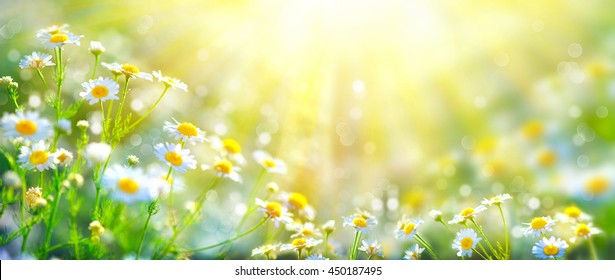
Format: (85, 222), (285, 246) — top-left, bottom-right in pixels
(136, 201), (156, 260)
(91, 55), (100, 80)
(440, 220), (454, 236)
(114, 76), (130, 124)
(36, 69), (50, 97)
(497, 205), (509, 258)
(415, 234), (441, 260)
(100, 101), (106, 142)
(472, 248), (488, 260)
(181, 219), (267, 253)
(588, 237), (598, 260)
(324, 233), (330, 258)
(55, 47), (64, 121)
(349, 230), (362, 260)
(127, 86), (169, 131)
(470, 218), (500, 259)
(41, 187), (64, 259)
(297, 249), (302, 260)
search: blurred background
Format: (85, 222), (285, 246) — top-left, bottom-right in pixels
(1, 0), (614, 259)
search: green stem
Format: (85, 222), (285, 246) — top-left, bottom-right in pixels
(324, 233), (330, 258)
(181, 219), (267, 253)
(415, 234), (441, 260)
(298, 249), (302, 260)
(470, 218), (500, 259)
(588, 237), (598, 260)
(91, 55), (100, 80)
(114, 76), (130, 124)
(136, 201), (156, 260)
(36, 69), (50, 97)
(127, 86), (169, 131)
(349, 230), (362, 260)
(55, 47), (64, 121)
(497, 205), (509, 258)
(41, 187), (64, 259)
(440, 220), (454, 236)
(100, 101), (106, 142)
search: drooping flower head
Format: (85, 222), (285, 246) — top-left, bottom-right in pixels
(481, 193), (512, 206)
(152, 70), (188, 92)
(89, 41), (105, 55)
(120, 63), (153, 80)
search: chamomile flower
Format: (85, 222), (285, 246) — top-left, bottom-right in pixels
(163, 119), (206, 144)
(120, 64), (152, 80)
(481, 193), (512, 206)
(201, 158), (242, 182)
(19, 52), (55, 70)
(18, 141), (57, 171)
(256, 198), (293, 227)
(25, 187), (43, 207)
(89, 41), (105, 55)
(79, 77), (120, 105)
(343, 212), (377, 234)
(84, 142), (111, 165)
(152, 70), (188, 92)
(102, 165), (155, 204)
(154, 142), (197, 173)
(452, 228), (482, 257)
(209, 136), (246, 165)
(36, 24), (70, 37)
(322, 220), (336, 235)
(38, 31), (83, 49)
(395, 217), (423, 240)
(403, 244), (425, 260)
(253, 150), (287, 174)
(448, 205), (487, 224)
(573, 223), (601, 239)
(281, 192), (316, 220)
(555, 205), (593, 223)
(280, 238), (322, 252)
(532, 237), (568, 259)
(1, 110), (52, 141)
(101, 62), (123, 76)
(429, 210), (443, 222)
(359, 239), (383, 257)
(0, 76), (13, 85)
(523, 216), (557, 238)
(306, 254), (329, 260)
(290, 222), (322, 238)
(57, 118), (71, 134)
(251, 244), (280, 259)
(53, 148), (73, 166)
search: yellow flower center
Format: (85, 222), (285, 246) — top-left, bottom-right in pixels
(214, 159), (233, 174)
(15, 120), (37, 135)
(91, 85), (109, 98)
(122, 64), (140, 74)
(263, 158), (276, 168)
(292, 238), (306, 248)
(461, 207), (475, 217)
(301, 228), (315, 236)
(543, 244), (559, 256)
(537, 150), (557, 167)
(57, 152), (70, 163)
(165, 152), (183, 166)
(353, 217), (367, 228)
(29, 150), (49, 165)
(530, 217), (548, 230)
(177, 122), (198, 137)
(118, 178), (139, 194)
(288, 192), (308, 209)
(576, 224), (591, 236)
(33, 59), (42, 68)
(460, 237), (473, 250)
(50, 33), (69, 43)
(586, 176), (609, 196)
(564, 206), (581, 219)
(523, 121), (544, 139)
(265, 202), (282, 218)
(404, 223), (416, 235)
(222, 138), (241, 154)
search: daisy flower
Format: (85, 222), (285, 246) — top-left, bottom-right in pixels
(256, 198), (293, 227)
(281, 192), (316, 220)
(395, 217), (423, 240)
(154, 142), (197, 173)
(163, 119), (206, 144)
(102, 164), (156, 204)
(322, 220), (336, 234)
(532, 237), (568, 259)
(84, 142), (111, 165)
(209, 136), (246, 165)
(152, 70), (188, 92)
(25, 187), (43, 207)
(36, 24), (70, 37)
(429, 210), (443, 222)
(452, 228), (482, 257)
(358, 239), (383, 257)
(523, 216), (557, 238)
(555, 205), (592, 223)
(79, 77), (120, 105)
(101, 62), (123, 76)
(19, 52), (55, 70)
(53, 148), (73, 166)
(280, 238), (322, 252)
(38, 31), (83, 49)
(89, 41), (105, 55)
(448, 205), (487, 224)
(404, 244), (425, 260)
(481, 193), (512, 206)
(119, 64), (152, 80)
(251, 244), (280, 259)
(343, 212), (377, 234)
(306, 254), (329, 260)
(1, 110), (52, 141)
(253, 150), (287, 174)
(18, 141), (58, 171)
(573, 223), (601, 239)
(201, 158), (242, 182)
(290, 222), (322, 238)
